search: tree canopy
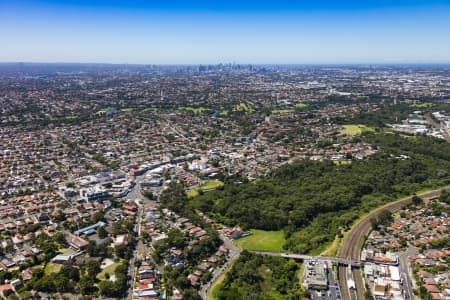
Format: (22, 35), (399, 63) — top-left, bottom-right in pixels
(193, 133), (450, 253)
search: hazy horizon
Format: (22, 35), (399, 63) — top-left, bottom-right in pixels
(1, 0), (450, 64)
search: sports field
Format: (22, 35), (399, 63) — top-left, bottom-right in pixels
(411, 102), (433, 108)
(272, 109), (295, 114)
(187, 179), (224, 198)
(340, 124), (374, 135)
(178, 106), (210, 113)
(295, 103), (309, 109)
(234, 229), (285, 252)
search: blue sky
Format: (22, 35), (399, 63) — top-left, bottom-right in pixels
(1, 0), (450, 64)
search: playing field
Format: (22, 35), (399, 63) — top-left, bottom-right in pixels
(272, 109), (295, 114)
(295, 103), (308, 109)
(234, 229), (286, 252)
(142, 107), (158, 112)
(179, 106), (210, 113)
(411, 102), (433, 108)
(340, 124), (374, 135)
(187, 179), (224, 198)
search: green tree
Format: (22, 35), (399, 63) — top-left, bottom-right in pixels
(85, 260), (101, 277)
(412, 195), (423, 206)
(97, 226), (108, 239)
(439, 190), (450, 204)
(78, 276), (97, 295)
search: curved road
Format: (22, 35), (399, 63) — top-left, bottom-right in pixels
(338, 186), (450, 300)
(199, 235), (241, 300)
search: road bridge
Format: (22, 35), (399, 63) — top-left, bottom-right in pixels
(250, 251), (362, 267)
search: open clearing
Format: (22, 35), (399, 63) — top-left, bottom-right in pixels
(178, 107), (210, 113)
(142, 107), (158, 112)
(340, 124), (375, 135)
(411, 102), (433, 108)
(187, 179), (224, 198)
(234, 103), (255, 114)
(295, 103), (309, 109)
(234, 229), (285, 252)
(97, 259), (122, 281)
(95, 107), (113, 115)
(44, 262), (62, 275)
(272, 109), (295, 114)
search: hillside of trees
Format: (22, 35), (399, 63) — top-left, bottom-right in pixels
(193, 133), (450, 253)
(334, 103), (415, 127)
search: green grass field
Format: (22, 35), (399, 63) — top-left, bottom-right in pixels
(187, 179), (224, 198)
(411, 102), (433, 108)
(295, 103), (309, 109)
(97, 260), (123, 281)
(234, 103), (255, 114)
(234, 229), (286, 252)
(340, 124), (375, 135)
(142, 107), (158, 112)
(44, 262), (62, 275)
(272, 109), (295, 114)
(95, 107), (113, 115)
(178, 107), (210, 113)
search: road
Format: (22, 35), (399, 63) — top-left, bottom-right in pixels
(249, 251), (361, 267)
(327, 261), (341, 300)
(124, 181), (144, 300)
(337, 186), (450, 300)
(398, 247), (419, 300)
(125, 169), (166, 300)
(199, 234), (241, 300)
(125, 169), (161, 300)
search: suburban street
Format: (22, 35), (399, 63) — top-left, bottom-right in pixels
(199, 234), (242, 300)
(125, 182), (144, 300)
(124, 171), (162, 300)
(397, 247), (419, 300)
(338, 186), (450, 300)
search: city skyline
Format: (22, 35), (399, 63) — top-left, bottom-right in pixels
(1, 0), (450, 64)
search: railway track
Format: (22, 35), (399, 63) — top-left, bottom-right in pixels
(337, 186), (450, 300)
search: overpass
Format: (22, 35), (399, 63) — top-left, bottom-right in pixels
(250, 251), (362, 267)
